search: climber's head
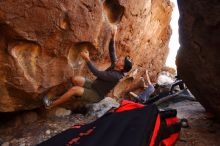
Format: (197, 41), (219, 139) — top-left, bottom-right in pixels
(115, 56), (132, 73)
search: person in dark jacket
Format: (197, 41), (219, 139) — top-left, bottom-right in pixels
(43, 29), (132, 109)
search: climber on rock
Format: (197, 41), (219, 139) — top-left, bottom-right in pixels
(42, 28), (133, 109)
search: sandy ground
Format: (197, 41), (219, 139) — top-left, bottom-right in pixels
(169, 101), (220, 146)
(0, 99), (220, 146)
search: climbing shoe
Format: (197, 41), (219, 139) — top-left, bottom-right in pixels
(43, 96), (52, 109)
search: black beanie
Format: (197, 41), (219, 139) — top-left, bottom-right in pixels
(123, 56), (132, 72)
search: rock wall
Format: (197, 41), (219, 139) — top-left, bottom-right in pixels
(176, 0), (220, 116)
(0, 0), (172, 112)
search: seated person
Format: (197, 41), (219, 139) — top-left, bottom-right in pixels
(130, 73), (188, 104)
(129, 70), (158, 103)
(43, 29), (133, 109)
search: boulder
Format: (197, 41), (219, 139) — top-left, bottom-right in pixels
(176, 0), (220, 116)
(0, 0), (172, 112)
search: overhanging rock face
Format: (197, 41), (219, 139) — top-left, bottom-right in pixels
(177, 0), (220, 116)
(0, 0), (172, 112)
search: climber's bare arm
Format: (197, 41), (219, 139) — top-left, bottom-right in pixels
(129, 91), (138, 98)
(146, 70), (152, 85)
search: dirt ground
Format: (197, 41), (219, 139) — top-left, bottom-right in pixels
(169, 101), (220, 146)
(0, 100), (220, 146)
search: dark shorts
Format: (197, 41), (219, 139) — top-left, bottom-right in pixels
(81, 78), (102, 103)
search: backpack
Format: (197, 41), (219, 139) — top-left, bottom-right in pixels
(38, 100), (182, 146)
